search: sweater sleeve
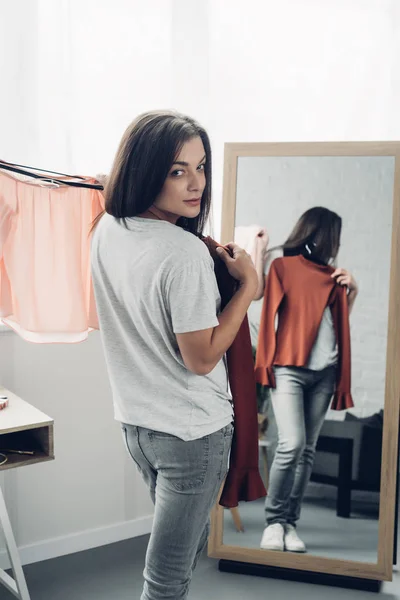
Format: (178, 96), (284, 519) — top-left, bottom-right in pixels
(254, 259), (284, 387)
(330, 285), (354, 410)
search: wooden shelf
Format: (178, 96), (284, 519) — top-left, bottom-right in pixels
(0, 387), (54, 472)
(0, 386), (55, 600)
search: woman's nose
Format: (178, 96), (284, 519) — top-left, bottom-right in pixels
(188, 171), (203, 192)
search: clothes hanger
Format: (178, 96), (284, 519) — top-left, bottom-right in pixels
(0, 159), (104, 191)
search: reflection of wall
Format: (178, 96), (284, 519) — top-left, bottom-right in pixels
(236, 156), (394, 418)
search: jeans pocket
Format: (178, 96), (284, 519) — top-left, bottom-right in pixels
(214, 423), (234, 482)
(121, 424), (143, 474)
(224, 422), (234, 438)
(148, 431), (210, 492)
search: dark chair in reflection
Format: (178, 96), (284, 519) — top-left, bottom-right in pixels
(311, 411), (383, 518)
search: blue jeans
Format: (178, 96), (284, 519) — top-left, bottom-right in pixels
(265, 366), (336, 526)
(121, 422), (233, 600)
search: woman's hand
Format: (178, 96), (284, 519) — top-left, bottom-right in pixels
(259, 229), (269, 254)
(217, 243), (258, 293)
(331, 268), (358, 294)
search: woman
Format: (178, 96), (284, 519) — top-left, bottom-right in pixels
(254, 207), (358, 554)
(90, 111), (258, 600)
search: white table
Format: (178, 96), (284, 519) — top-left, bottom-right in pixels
(0, 386), (54, 600)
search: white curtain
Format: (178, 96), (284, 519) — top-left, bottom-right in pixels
(1, 0), (399, 231)
(0, 0), (173, 174)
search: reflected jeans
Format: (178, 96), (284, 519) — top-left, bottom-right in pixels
(121, 422), (233, 600)
(265, 366), (336, 526)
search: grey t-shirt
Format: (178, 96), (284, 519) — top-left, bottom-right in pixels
(90, 214), (233, 441)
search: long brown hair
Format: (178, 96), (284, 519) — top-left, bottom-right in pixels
(90, 110), (212, 236)
(270, 206), (342, 265)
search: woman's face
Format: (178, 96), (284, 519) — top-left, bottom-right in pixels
(153, 136), (206, 223)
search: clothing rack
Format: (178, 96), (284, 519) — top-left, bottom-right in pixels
(0, 160), (104, 191)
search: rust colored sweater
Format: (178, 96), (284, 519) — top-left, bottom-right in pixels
(203, 237), (267, 508)
(255, 255), (353, 411)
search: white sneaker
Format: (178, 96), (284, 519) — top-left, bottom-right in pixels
(284, 524), (306, 553)
(260, 524), (285, 551)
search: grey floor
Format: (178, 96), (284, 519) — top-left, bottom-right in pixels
(224, 494), (380, 562)
(0, 530), (399, 600)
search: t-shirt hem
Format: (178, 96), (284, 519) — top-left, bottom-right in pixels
(115, 414), (233, 442)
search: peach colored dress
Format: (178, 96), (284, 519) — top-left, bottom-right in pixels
(0, 166), (104, 343)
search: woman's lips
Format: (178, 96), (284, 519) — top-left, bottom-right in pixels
(184, 198), (201, 206)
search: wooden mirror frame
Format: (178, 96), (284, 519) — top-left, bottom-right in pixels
(208, 142), (400, 582)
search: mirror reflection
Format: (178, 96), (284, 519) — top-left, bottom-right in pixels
(223, 155), (394, 563)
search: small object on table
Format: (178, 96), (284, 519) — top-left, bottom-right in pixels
(0, 450), (35, 456)
(0, 396), (8, 410)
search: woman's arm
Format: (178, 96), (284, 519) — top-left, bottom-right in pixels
(254, 232), (269, 301)
(254, 254), (267, 301)
(176, 243), (258, 376)
(347, 289), (358, 315)
(177, 280), (257, 375)
(331, 268), (358, 315)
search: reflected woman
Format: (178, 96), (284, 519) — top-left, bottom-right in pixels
(254, 206), (358, 553)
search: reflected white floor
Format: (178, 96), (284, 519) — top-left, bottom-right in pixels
(223, 490), (380, 563)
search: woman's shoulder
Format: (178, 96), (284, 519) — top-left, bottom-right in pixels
(265, 248), (283, 274)
(164, 229), (213, 268)
(178, 229), (211, 258)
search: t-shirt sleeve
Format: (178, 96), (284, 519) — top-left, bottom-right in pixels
(166, 258), (220, 334)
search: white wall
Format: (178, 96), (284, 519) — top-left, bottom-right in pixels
(0, 332), (153, 566)
(1, 0), (399, 566)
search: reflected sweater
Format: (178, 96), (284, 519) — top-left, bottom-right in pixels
(255, 255), (353, 411)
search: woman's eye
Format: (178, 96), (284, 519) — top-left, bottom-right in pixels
(170, 164), (205, 176)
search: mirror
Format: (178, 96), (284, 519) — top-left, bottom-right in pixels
(209, 143), (400, 584)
